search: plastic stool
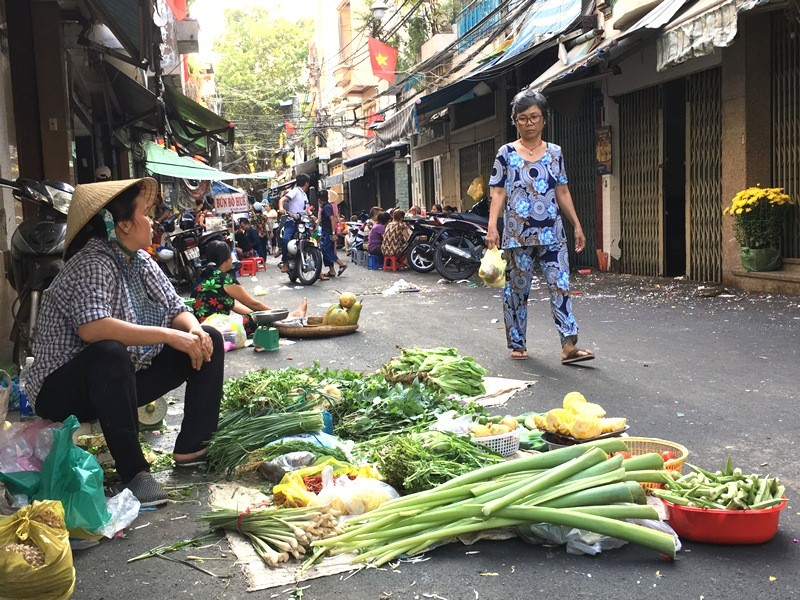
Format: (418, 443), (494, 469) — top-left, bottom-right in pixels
(253, 256), (266, 271)
(383, 255), (405, 272)
(355, 250), (368, 266)
(367, 254), (382, 270)
(239, 258), (258, 277)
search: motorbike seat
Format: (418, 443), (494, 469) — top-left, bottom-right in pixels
(450, 212), (489, 226)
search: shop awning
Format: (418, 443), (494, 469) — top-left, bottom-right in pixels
(656, 0), (773, 71)
(325, 172), (344, 187)
(85, 0), (152, 66)
(143, 141), (270, 180)
(102, 62), (159, 130)
(416, 0), (583, 115)
(163, 84), (235, 147)
(374, 103), (418, 149)
(530, 0), (691, 91)
(342, 164), (366, 183)
(343, 141), (408, 168)
(293, 158), (319, 176)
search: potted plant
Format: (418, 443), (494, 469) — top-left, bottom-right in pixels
(723, 186), (794, 272)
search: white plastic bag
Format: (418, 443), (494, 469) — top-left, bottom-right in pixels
(314, 466), (399, 515)
(479, 248), (506, 288)
(429, 410), (474, 436)
(93, 488), (141, 539)
(203, 313), (247, 348)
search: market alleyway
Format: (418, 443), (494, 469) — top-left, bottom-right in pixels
(72, 261), (800, 600)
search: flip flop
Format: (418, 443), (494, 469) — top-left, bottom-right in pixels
(338, 264), (348, 276)
(319, 274), (330, 281)
(561, 349), (595, 365)
(510, 350), (528, 360)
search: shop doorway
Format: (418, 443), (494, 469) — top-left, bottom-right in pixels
(662, 78), (686, 277)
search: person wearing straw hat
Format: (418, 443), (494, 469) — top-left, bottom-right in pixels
(22, 177), (224, 507)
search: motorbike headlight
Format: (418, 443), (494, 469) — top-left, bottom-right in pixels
(47, 188), (72, 215)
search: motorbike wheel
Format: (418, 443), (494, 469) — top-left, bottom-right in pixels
(406, 240), (436, 273)
(433, 234), (481, 281)
(296, 247), (323, 285)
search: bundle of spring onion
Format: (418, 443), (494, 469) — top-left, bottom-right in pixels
(200, 505), (343, 568)
(380, 347), (488, 396)
(207, 410), (326, 476)
(312, 439), (677, 565)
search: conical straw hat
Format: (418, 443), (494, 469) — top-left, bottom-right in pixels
(65, 177), (157, 253)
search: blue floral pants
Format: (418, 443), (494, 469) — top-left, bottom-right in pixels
(502, 244), (579, 351)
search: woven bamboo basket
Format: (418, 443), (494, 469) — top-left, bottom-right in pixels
(276, 316), (359, 339)
(622, 437), (689, 491)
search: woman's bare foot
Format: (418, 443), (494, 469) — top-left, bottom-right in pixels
(289, 297), (308, 318)
(173, 449), (207, 466)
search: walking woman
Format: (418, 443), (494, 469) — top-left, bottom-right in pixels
(486, 89), (595, 365)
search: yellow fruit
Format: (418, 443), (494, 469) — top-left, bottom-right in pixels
(532, 414), (547, 430)
(322, 303), (338, 325)
(500, 416), (518, 430)
(489, 423), (511, 435)
(599, 417), (627, 433)
(563, 391), (587, 412)
(545, 408), (575, 435)
(573, 402), (606, 418)
(569, 413), (602, 439)
(339, 292), (357, 309)
(346, 301), (362, 325)
(327, 307), (350, 326)
(322, 384), (342, 399)
(471, 424), (491, 438)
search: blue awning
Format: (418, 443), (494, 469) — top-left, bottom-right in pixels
(416, 0), (583, 115)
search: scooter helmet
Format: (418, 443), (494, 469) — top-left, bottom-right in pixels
(180, 210), (196, 230)
(287, 239), (299, 256)
(156, 247), (174, 261)
(94, 166), (112, 181)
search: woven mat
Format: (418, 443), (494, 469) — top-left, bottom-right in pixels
(208, 483), (359, 592)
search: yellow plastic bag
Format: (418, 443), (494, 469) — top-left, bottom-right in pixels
(479, 247), (506, 288)
(0, 500), (76, 600)
(272, 458), (380, 508)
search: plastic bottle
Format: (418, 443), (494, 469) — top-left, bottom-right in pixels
(18, 356), (35, 421)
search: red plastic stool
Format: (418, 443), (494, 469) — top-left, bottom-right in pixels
(239, 258), (258, 277)
(383, 255), (406, 272)
(253, 256), (266, 271)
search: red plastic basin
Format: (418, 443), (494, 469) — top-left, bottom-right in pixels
(663, 499), (787, 544)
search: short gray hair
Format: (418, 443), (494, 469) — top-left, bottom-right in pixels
(510, 89), (550, 125)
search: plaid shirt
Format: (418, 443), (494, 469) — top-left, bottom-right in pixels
(24, 237), (189, 406)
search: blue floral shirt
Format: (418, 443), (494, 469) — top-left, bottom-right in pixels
(488, 142), (569, 250)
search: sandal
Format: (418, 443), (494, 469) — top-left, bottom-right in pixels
(561, 348), (595, 365)
(319, 274), (330, 281)
(338, 264), (348, 276)
(125, 472), (169, 508)
(510, 349), (528, 360)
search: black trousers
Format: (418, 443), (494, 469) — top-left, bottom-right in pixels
(35, 326), (224, 484)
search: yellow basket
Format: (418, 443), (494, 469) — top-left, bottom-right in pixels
(622, 437), (690, 491)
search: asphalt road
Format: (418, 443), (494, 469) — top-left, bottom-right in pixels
(71, 256), (800, 600)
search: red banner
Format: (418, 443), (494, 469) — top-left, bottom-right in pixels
(166, 0), (188, 21)
(368, 37), (398, 83)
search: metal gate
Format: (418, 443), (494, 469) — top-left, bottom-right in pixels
(620, 86), (662, 276)
(550, 85), (598, 268)
(687, 68), (723, 282)
(772, 13), (800, 258)
(458, 138), (495, 206)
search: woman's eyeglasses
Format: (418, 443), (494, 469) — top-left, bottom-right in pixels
(516, 115), (543, 125)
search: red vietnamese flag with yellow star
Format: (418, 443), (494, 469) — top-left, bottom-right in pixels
(368, 36), (398, 83)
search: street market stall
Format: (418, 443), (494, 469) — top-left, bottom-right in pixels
(0, 346), (789, 595)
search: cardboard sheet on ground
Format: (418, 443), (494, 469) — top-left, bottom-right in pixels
(463, 376), (536, 407)
(208, 483), (359, 592)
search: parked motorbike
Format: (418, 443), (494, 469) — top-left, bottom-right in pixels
(432, 198), (492, 281)
(1, 177), (73, 365)
(282, 214), (323, 285)
(155, 213), (233, 289)
(403, 217), (440, 273)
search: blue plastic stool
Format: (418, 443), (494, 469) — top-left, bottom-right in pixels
(367, 254), (382, 270)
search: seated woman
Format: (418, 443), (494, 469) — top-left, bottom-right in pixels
(381, 209), (411, 258)
(24, 178), (223, 508)
(368, 212), (392, 261)
(192, 240), (307, 336)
